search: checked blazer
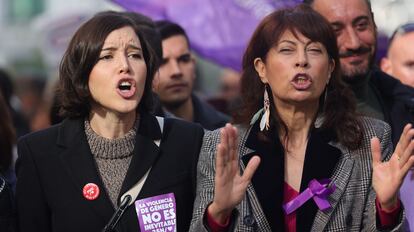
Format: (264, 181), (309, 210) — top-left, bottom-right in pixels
(190, 117), (406, 232)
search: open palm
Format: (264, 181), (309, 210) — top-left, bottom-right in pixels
(208, 124), (260, 223)
(371, 124), (414, 210)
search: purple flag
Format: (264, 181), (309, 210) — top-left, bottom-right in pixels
(111, 0), (301, 71)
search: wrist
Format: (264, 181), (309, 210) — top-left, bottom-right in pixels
(379, 196), (399, 212)
(207, 202), (232, 225)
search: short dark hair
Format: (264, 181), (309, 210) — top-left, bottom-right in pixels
(57, 11), (158, 118)
(234, 4), (362, 150)
(155, 20), (190, 46)
(303, 0), (372, 11)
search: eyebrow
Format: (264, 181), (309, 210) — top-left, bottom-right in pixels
(352, 15), (370, 25)
(101, 44), (142, 51)
(278, 39), (313, 46)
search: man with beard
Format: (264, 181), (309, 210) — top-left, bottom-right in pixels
(153, 20), (229, 130)
(305, 0), (414, 230)
(305, 0), (414, 146)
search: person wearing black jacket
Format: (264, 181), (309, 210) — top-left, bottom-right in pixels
(16, 11), (203, 232)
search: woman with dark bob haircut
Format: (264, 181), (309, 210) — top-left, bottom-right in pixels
(16, 11), (204, 232)
(191, 4), (413, 231)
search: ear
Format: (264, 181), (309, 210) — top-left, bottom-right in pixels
(152, 72), (160, 92)
(254, 57), (268, 84)
(380, 57), (392, 75)
(327, 58), (335, 84)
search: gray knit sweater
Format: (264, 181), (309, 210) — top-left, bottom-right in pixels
(84, 119), (138, 207)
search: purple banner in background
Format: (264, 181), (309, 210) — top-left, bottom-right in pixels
(111, 0), (301, 71)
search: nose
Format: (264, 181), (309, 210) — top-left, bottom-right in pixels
(342, 27), (362, 50)
(118, 55), (130, 74)
(295, 50), (309, 68)
(169, 59), (182, 78)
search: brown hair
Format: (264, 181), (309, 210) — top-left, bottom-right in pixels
(0, 92), (15, 173)
(234, 4), (363, 149)
(57, 11), (158, 118)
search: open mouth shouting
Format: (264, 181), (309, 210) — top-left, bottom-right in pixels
(116, 78), (137, 99)
(291, 73), (312, 90)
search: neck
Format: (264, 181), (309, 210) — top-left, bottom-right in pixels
(165, 97), (194, 122)
(275, 100), (318, 150)
(88, 107), (137, 139)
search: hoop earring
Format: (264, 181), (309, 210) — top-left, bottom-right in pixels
(260, 85), (270, 131)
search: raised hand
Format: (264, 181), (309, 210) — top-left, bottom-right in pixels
(208, 124), (261, 224)
(371, 124), (414, 210)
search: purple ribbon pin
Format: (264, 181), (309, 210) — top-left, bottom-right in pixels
(283, 179), (336, 215)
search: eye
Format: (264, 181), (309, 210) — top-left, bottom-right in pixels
(279, 48), (294, 53)
(177, 54), (191, 63)
(355, 20), (369, 31)
(99, 54), (113, 60)
(331, 24), (343, 36)
(160, 58), (168, 66)
(308, 47), (322, 54)
(128, 53), (143, 59)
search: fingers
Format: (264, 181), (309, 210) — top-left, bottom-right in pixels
(242, 156), (261, 183)
(216, 124), (238, 175)
(216, 143), (226, 176)
(399, 138), (414, 169)
(371, 137), (382, 164)
(401, 156), (414, 178)
(394, 124), (413, 157)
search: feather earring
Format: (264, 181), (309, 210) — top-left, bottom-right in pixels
(259, 86), (270, 131)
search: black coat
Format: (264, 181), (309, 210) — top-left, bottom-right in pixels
(369, 67), (414, 146)
(0, 175), (15, 232)
(16, 113), (204, 232)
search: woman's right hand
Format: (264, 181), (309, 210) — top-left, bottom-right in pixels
(208, 123), (261, 224)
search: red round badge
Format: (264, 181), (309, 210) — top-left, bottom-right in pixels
(83, 183), (100, 200)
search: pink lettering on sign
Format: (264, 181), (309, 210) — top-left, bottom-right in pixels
(135, 193), (176, 232)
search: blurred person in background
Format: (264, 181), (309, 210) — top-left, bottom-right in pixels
(16, 11), (204, 232)
(207, 68), (242, 115)
(0, 91), (16, 232)
(0, 69), (30, 138)
(380, 22), (414, 88)
(15, 74), (50, 131)
(153, 20), (229, 130)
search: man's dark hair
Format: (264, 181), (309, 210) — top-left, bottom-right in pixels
(155, 20), (190, 46)
(303, 0), (372, 13)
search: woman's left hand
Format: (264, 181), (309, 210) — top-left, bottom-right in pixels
(371, 124), (414, 211)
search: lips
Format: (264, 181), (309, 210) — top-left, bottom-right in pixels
(166, 82), (188, 91)
(291, 73), (312, 90)
(116, 78), (136, 99)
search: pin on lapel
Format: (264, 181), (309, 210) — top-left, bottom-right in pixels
(83, 183), (100, 200)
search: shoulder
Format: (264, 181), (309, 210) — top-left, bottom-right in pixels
(164, 117), (204, 135)
(359, 116), (391, 140)
(192, 95), (230, 129)
(17, 123), (61, 146)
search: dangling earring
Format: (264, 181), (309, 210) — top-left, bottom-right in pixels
(259, 85), (270, 131)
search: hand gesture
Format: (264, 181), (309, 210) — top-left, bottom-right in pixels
(208, 124), (261, 224)
(371, 124), (414, 210)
